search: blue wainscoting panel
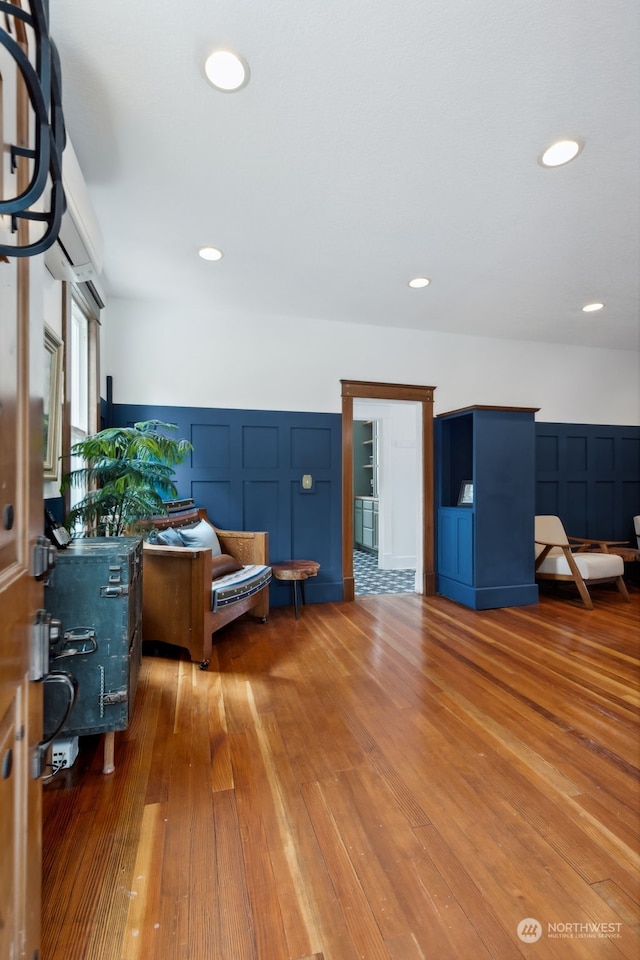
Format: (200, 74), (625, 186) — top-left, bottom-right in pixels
(536, 434), (559, 473)
(594, 437), (614, 472)
(288, 479), (335, 603)
(190, 480), (233, 527)
(536, 481), (559, 516)
(243, 480), (280, 533)
(45, 496), (65, 525)
(623, 480), (640, 528)
(112, 403), (343, 605)
(242, 426), (279, 469)
(192, 424), (231, 469)
(566, 435), (587, 472)
(566, 480), (588, 533)
(535, 423), (640, 542)
(291, 426), (332, 469)
(621, 436), (640, 473)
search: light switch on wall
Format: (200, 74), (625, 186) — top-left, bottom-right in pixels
(302, 474), (313, 489)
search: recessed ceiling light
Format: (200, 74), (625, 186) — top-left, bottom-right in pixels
(198, 246), (223, 261)
(204, 49), (249, 92)
(582, 302), (604, 313)
(408, 277), (430, 288)
(539, 139), (583, 167)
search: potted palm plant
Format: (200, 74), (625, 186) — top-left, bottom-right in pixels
(61, 420), (193, 537)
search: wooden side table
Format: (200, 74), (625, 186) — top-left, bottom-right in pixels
(271, 560), (320, 618)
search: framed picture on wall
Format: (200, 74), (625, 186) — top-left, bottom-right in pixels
(457, 480), (474, 506)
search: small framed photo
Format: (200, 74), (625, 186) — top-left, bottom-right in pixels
(457, 481), (474, 506)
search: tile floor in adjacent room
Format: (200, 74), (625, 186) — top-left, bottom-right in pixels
(353, 548), (415, 595)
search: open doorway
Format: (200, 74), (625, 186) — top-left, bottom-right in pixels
(341, 379), (436, 602)
(353, 400), (420, 596)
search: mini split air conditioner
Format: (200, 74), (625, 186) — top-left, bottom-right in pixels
(44, 137), (105, 307)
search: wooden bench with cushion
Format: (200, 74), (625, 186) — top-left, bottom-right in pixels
(142, 508), (271, 669)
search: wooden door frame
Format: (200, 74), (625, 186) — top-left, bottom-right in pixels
(341, 380), (436, 601)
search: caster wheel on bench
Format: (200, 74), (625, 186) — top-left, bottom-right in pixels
(199, 659), (210, 670)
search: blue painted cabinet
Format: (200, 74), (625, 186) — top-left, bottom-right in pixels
(436, 406), (539, 609)
(354, 497), (378, 552)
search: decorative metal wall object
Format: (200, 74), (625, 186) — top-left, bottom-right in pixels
(0, 0), (66, 257)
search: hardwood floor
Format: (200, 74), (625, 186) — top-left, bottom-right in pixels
(42, 583), (640, 960)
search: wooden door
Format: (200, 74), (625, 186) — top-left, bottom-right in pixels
(1, 22), (44, 960)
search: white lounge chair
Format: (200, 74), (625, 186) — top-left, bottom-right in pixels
(534, 515), (630, 610)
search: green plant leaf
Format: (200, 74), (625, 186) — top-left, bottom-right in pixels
(61, 420), (193, 537)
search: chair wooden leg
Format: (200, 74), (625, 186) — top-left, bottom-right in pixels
(564, 547), (594, 609)
(615, 576), (631, 602)
(573, 579), (594, 609)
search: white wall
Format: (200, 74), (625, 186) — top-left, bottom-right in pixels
(102, 297), (640, 425)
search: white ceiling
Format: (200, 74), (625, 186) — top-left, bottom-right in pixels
(50, 0), (640, 351)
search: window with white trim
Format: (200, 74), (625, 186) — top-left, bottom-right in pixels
(67, 292), (99, 520)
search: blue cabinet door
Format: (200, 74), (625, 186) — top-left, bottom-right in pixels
(437, 509), (473, 584)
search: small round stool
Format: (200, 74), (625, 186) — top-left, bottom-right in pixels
(271, 560), (320, 618)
